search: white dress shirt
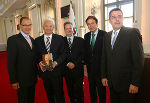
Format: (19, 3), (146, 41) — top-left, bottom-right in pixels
(44, 34), (52, 46)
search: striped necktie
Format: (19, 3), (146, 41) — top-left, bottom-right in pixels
(46, 37), (50, 52)
(68, 37), (72, 49)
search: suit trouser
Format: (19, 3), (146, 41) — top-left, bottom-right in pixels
(42, 76), (65, 103)
(17, 84), (35, 103)
(65, 69), (84, 103)
(88, 74), (106, 103)
(110, 87), (139, 103)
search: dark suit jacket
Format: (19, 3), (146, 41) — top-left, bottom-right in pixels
(84, 29), (106, 77)
(101, 26), (144, 92)
(64, 36), (85, 77)
(35, 34), (66, 78)
(7, 33), (38, 87)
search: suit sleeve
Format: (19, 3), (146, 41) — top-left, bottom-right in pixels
(56, 36), (67, 65)
(130, 28), (144, 87)
(7, 37), (18, 84)
(101, 33), (107, 79)
(84, 34), (88, 66)
(34, 38), (42, 64)
(72, 38), (85, 66)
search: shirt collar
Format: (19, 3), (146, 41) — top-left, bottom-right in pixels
(21, 31), (29, 38)
(91, 29), (98, 35)
(91, 29), (98, 39)
(67, 35), (74, 40)
(44, 34), (52, 39)
(113, 29), (120, 34)
(67, 35), (74, 43)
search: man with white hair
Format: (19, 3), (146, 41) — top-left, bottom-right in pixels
(35, 18), (66, 103)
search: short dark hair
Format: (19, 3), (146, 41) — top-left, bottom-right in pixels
(64, 21), (73, 29)
(86, 16), (98, 24)
(20, 17), (30, 24)
(109, 8), (123, 18)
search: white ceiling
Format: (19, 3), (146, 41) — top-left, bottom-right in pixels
(2, 0), (27, 17)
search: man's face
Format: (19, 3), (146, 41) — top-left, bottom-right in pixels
(43, 21), (54, 35)
(64, 24), (73, 37)
(109, 10), (123, 30)
(86, 18), (98, 33)
(19, 19), (32, 34)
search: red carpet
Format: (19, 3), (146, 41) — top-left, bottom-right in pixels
(0, 52), (110, 103)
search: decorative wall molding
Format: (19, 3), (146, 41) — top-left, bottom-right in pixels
(0, 0), (16, 16)
(133, 0), (142, 31)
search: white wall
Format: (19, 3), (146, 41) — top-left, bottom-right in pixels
(55, 0), (69, 36)
(141, 0), (150, 53)
(0, 17), (7, 44)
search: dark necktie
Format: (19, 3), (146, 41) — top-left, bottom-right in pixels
(111, 31), (118, 49)
(68, 38), (72, 49)
(46, 37), (50, 52)
(91, 33), (95, 50)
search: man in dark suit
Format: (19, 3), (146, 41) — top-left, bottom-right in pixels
(7, 17), (38, 103)
(101, 8), (144, 103)
(35, 19), (66, 103)
(84, 16), (106, 103)
(63, 22), (84, 103)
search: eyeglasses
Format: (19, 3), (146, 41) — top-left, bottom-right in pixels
(110, 15), (123, 20)
(21, 24), (32, 27)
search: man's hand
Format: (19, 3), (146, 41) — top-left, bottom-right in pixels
(83, 65), (88, 76)
(83, 65), (87, 70)
(101, 78), (108, 86)
(39, 61), (46, 72)
(37, 75), (40, 80)
(67, 62), (75, 69)
(11, 82), (20, 90)
(129, 84), (139, 94)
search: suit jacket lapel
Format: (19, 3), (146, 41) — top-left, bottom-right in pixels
(64, 37), (68, 45)
(107, 32), (112, 51)
(71, 36), (76, 51)
(50, 34), (55, 52)
(87, 33), (91, 47)
(112, 27), (124, 50)
(93, 29), (102, 51)
(93, 30), (100, 50)
(18, 33), (32, 50)
(40, 35), (47, 53)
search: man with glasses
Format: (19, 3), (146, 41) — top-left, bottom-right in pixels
(7, 17), (38, 103)
(101, 8), (144, 103)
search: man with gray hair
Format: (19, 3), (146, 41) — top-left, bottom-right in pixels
(35, 18), (66, 103)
